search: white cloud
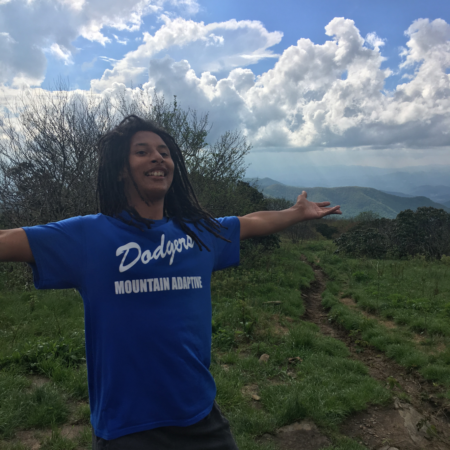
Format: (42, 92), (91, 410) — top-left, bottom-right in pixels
(90, 16), (283, 91)
(400, 18), (450, 68)
(93, 17), (450, 152)
(48, 43), (73, 65)
(113, 35), (129, 45)
(365, 32), (385, 50)
(0, 31), (15, 43)
(3, 13), (450, 156)
(0, 0), (198, 86)
(99, 56), (119, 63)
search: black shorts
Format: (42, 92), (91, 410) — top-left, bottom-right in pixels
(92, 402), (239, 450)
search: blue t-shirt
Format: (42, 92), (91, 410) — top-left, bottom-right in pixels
(23, 214), (240, 440)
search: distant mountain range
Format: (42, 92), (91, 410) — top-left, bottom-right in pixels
(245, 178), (450, 219)
(245, 164), (450, 204)
(408, 185), (450, 205)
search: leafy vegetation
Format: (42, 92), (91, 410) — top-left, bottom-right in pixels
(334, 206), (450, 259)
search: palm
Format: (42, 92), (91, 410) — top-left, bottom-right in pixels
(295, 191), (341, 220)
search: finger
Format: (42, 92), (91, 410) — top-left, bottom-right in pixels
(321, 206), (341, 216)
(328, 206), (342, 214)
(316, 201), (331, 207)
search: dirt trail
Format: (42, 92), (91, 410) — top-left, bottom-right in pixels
(301, 263), (450, 450)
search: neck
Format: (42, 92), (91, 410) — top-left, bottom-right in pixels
(129, 198), (165, 220)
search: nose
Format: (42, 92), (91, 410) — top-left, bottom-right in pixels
(150, 149), (164, 163)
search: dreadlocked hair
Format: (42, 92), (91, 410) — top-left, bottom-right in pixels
(97, 114), (229, 251)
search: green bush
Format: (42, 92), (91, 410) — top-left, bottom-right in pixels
(334, 207), (450, 260)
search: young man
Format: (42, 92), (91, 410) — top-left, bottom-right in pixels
(0, 115), (341, 449)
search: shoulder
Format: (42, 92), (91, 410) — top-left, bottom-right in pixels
(24, 214), (109, 236)
(214, 216), (240, 234)
(56, 213), (108, 229)
(183, 216), (239, 235)
(214, 216), (239, 227)
(211, 216), (240, 241)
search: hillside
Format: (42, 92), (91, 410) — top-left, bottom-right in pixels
(409, 185), (450, 204)
(260, 183), (450, 218)
(243, 177), (285, 189)
(246, 165), (450, 194)
(380, 190), (414, 198)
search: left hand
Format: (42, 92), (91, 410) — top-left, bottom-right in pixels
(292, 191), (341, 221)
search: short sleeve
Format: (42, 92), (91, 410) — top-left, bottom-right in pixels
(23, 216), (85, 290)
(211, 216), (240, 271)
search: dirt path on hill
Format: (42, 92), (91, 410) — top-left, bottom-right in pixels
(300, 261), (450, 450)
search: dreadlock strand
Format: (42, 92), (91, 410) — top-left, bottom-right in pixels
(96, 114), (232, 249)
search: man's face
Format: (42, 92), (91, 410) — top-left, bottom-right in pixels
(123, 131), (175, 205)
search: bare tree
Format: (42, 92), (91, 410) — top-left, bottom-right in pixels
(0, 85), (252, 227)
(0, 88), (114, 226)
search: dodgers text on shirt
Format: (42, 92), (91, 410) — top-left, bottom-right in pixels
(116, 234), (195, 272)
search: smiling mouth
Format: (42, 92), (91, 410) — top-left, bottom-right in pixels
(145, 170), (166, 177)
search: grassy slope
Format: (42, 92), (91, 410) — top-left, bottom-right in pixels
(2, 241), (449, 449)
(0, 244), (391, 450)
(262, 185), (450, 218)
(211, 245), (389, 449)
(300, 241), (450, 398)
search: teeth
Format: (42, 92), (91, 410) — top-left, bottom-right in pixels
(147, 171), (164, 176)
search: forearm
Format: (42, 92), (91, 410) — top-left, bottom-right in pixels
(238, 191), (341, 240)
(0, 229), (34, 263)
(239, 208), (301, 240)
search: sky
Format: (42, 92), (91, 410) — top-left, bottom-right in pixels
(1, 0), (450, 181)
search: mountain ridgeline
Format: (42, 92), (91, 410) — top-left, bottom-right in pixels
(246, 178), (450, 219)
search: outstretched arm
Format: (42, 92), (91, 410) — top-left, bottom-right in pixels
(239, 191), (341, 240)
(0, 229), (34, 262)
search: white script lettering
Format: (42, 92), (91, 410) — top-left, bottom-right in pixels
(116, 242), (141, 273)
(115, 234), (195, 273)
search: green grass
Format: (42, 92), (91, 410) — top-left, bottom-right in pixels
(302, 240), (450, 396)
(0, 242), (391, 449)
(0, 371), (69, 439)
(73, 403), (91, 425)
(342, 257), (450, 339)
(209, 244), (389, 448)
(0, 443), (29, 450)
(39, 429), (77, 450)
